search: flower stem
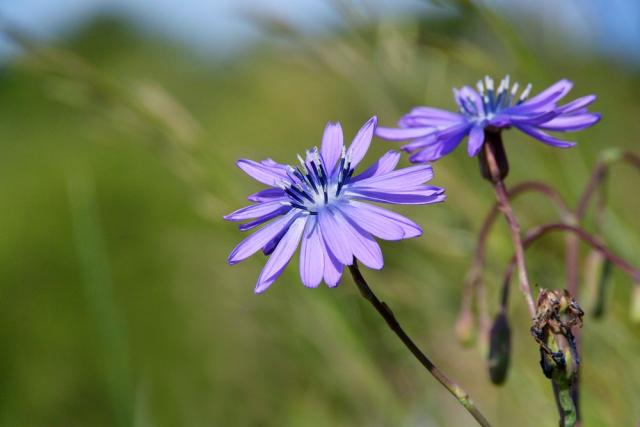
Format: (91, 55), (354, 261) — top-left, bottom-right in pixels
(457, 180), (571, 346)
(480, 132), (536, 317)
(348, 261), (492, 427)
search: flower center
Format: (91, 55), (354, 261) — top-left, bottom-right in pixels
(279, 147), (353, 214)
(458, 75), (532, 123)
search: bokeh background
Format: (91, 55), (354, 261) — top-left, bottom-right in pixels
(0, 1), (639, 426)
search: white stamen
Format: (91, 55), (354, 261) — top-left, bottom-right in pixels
(485, 76), (494, 91)
(520, 83), (532, 101)
(297, 154), (307, 173)
(503, 75), (510, 92)
(511, 82), (520, 96)
(476, 81), (484, 95)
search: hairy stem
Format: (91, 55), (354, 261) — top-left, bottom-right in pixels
(348, 261), (492, 427)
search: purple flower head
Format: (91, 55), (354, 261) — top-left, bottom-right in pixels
(376, 76), (601, 163)
(225, 117), (445, 293)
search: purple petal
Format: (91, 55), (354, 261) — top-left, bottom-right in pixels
(517, 79), (573, 111)
(321, 239), (343, 287)
(515, 124), (577, 148)
(255, 215), (307, 293)
(248, 188), (287, 202)
(334, 208), (383, 270)
(400, 133), (438, 152)
(237, 159), (288, 186)
(457, 86), (483, 114)
(351, 164), (433, 190)
(408, 128), (469, 162)
(347, 116), (377, 168)
(408, 106), (464, 121)
(347, 187), (446, 205)
(508, 110), (558, 126)
(467, 125), (485, 157)
(351, 151), (401, 182)
(555, 95), (596, 114)
(398, 108), (464, 128)
(539, 113), (601, 132)
(228, 211), (299, 265)
(224, 201), (289, 222)
(299, 216), (324, 288)
(238, 205), (291, 232)
(339, 203), (404, 240)
(318, 208), (353, 265)
(375, 126), (434, 141)
(349, 201), (422, 238)
(320, 122), (344, 174)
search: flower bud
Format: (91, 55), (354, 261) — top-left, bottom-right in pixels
(593, 259), (613, 318)
(488, 311), (511, 385)
(478, 131), (509, 183)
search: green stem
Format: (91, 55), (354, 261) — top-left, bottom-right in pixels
(348, 261), (492, 427)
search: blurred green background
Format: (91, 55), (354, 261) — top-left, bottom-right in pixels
(0, 1), (639, 426)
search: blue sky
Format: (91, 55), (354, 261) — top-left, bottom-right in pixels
(0, 0), (638, 63)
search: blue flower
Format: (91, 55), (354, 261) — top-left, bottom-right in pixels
(376, 76), (601, 163)
(225, 117), (445, 293)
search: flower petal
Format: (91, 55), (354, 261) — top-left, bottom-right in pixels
(538, 113), (601, 132)
(347, 116), (377, 168)
(408, 106), (464, 121)
(351, 150), (401, 182)
(247, 188), (287, 202)
(515, 124), (577, 148)
(299, 216), (324, 288)
(467, 125), (485, 157)
(318, 208), (353, 265)
(409, 130), (467, 162)
(255, 215), (307, 293)
(347, 187), (446, 205)
(321, 239), (343, 287)
(348, 201), (423, 238)
(334, 208), (383, 270)
(237, 159), (288, 186)
(224, 201), (289, 222)
(339, 203), (404, 240)
(555, 95), (596, 114)
(228, 211), (298, 265)
(238, 205), (291, 232)
(456, 86), (483, 115)
(376, 126), (435, 141)
(351, 164), (433, 190)
(517, 79), (573, 111)
(320, 122), (344, 174)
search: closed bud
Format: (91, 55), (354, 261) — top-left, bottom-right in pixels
(488, 311), (511, 385)
(478, 130), (509, 183)
(593, 259), (613, 318)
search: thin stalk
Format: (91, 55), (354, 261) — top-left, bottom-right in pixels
(458, 181), (571, 341)
(480, 134), (536, 317)
(348, 262), (492, 427)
